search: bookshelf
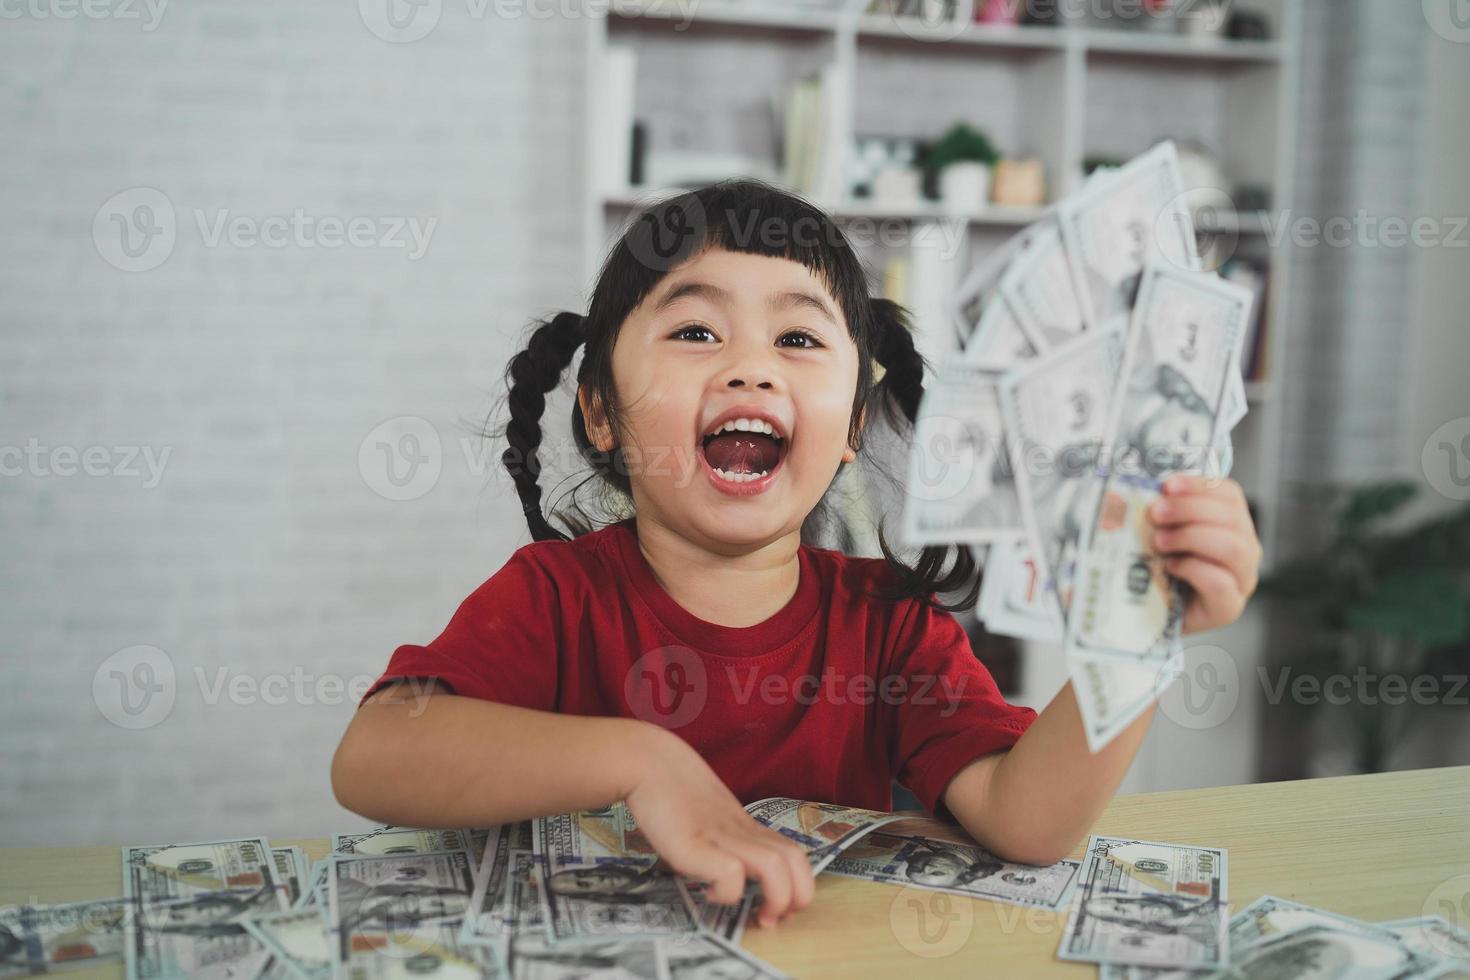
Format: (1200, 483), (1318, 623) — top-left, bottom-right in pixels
(581, 0), (1303, 795)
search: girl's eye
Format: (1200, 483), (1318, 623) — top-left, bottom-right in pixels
(779, 329), (824, 349)
(671, 323), (715, 342)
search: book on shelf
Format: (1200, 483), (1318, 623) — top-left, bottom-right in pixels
(780, 62), (850, 203)
(1220, 256), (1271, 382)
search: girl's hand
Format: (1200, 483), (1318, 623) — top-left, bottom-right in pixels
(1147, 474), (1263, 634)
(623, 724), (814, 928)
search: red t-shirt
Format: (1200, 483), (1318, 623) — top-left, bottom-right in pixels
(361, 517), (1037, 819)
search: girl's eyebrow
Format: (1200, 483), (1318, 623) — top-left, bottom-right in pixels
(652, 280), (840, 328)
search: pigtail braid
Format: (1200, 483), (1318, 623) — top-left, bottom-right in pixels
(867, 296), (983, 613)
(502, 311), (587, 542)
(870, 297), (928, 429)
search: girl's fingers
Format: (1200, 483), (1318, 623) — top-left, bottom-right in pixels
(1163, 473), (1243, 501)
(1153, 524), (1260, 595)
(757, 829), (814, 912)
(1166, 555), (1247, 630)
(727, 834), (794, 926)
(671, 840), (749, 907)
(1148, 493), (1248, 530)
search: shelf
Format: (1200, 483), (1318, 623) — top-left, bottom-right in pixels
(1081, 29), (1282, 64)
(608, 3), (1283, 64)
(607, 0), (843, 35)
(854, 14), (1065, 52)
(604, 187), (1046, 228)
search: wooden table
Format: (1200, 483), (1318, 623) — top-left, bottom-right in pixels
(3, 766), (1467, 978)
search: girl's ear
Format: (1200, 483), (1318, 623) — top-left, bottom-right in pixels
(578, 384), (616, 452)
(842, 404), (867, 463)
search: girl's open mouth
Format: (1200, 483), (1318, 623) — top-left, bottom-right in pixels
(697, 417), (789, 497)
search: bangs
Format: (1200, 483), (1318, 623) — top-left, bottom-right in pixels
(604, 178), (872, 345)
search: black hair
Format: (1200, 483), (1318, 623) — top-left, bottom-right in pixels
(489, 178), (981, 612)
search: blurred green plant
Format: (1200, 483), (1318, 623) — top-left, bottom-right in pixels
(1259, 480), (1470, 772)
(925, 122), (999, 175)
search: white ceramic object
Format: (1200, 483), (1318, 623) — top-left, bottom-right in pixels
(939, 161), (992, 213)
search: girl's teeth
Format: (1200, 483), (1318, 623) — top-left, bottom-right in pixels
(714, 467), (770, 483)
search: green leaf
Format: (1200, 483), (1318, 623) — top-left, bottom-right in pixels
(925, 123), (999, 172)
(1338, 481), (1418, 534)
(1346, 569), (1470, 646)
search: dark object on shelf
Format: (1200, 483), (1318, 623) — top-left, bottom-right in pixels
(629, 120), (647, 187)
(1083, 155), (1125, 176)
(1259, 482), (1470, 774)
(919, 123), (997, 201)
(1233, 183), (1272, 212)
(1019, 0), (1060, 26)
(1227, 9), (1270, 39)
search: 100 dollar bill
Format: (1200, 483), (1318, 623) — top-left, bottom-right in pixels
(1068, 265), (1253, 664)
(1058, 835), (1228, 969)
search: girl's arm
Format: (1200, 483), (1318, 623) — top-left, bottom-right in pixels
(940, 680), (1155, 866)
(331, 680), (815, 926)
(942, 475), (1262, 865)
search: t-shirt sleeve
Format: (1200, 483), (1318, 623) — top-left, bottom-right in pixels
(887, 597), (1038, 822)
(357, 548), (561, 709)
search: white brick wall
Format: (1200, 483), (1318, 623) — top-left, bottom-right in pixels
(0, 1), (588, 846)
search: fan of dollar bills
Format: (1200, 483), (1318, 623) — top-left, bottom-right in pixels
(898, 140), (1254, 754)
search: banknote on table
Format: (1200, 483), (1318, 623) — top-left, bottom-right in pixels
(1067, 264), (1253, 665)
(1380, 914), (1470, 972)
(0, 899), (127, 977)
(1057, 140), (1201, 335)
(741, 798), (905, 876)
(299, 859), (331, 911)
(274, 847), (311, 906)
(123, 837), (288, 980)
(1057, 835), (1227, 969)
(679, 880), (753, 945)
(977, 537), (1064, 642)
(1101, 899), (1470, 979)
(533, 804), (700, 945)
(1223, 921), (1441, 979)
(334, 828), (473, 857)
(458, 823), (517, 948)
(663, 932), (793, 980)
(1000, 326), (1127, 622)
(823, 814), (1080, 910)
(900, 363), (1023, 546)
(1070, 650), (1185, 754)
(326, 849), (501, 978)
(241, 906), (333, 980)
(1230, 894), (1407, 950)
(506, 935), (665, 980)
(997, 217), (1087, 353)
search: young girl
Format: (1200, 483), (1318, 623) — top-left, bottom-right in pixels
(331, 179), (1262, 930)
